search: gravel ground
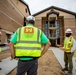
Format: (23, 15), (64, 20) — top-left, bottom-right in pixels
(0, 50), (76, 75)
(0, 50), (65, 75)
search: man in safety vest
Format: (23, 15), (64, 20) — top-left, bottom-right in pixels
(9, 15), (51, 75)
(60, 28), (76, 75)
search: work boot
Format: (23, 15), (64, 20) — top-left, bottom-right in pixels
(62, 68), (68, 71)
(67, 71), (72, 75)
(0, 68), (2, 70)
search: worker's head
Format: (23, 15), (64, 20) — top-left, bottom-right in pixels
(26, 15), (35, 25)
(65, 28), (72, 37)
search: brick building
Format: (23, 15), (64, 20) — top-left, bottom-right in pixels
(0, 0), (30, 44)
(33, 6), (76, 46)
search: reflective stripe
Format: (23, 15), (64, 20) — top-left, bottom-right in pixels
(15, 47), (41, 50)
(37, 29), (40, 42)
(18, 28), (21, 41)
(17, 41), (41, 44)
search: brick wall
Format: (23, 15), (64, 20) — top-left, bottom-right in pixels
(64, 18), (76, 39)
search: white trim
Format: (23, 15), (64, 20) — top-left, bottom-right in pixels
(1, 29), (13, 34)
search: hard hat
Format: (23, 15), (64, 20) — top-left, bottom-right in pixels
(26, 15), (35, 22)
(65, 28), (72, 33)
(0, 31), (2, 35)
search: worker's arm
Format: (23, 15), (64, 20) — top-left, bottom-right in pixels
(9, 42), (15, 59)
(59, 47), (65, 51)
(9, 32), (17, 59)
(56, 40), (65, 51)
(41, 42), (51, 57)
(71, 39), (76, 53)
(40, 31), (51, 57)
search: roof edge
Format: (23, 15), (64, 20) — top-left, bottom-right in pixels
(19, 0), (31, 15)
(33, 6), (76, 17)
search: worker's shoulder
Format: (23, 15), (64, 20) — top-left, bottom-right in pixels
(69, 36), (74, 39)
(70, 36), (76, 42)
(34, 27), (42, 31)
(17, 27), (22, 30)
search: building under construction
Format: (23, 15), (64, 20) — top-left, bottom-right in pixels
(33, 6), (76, 46)
(0, 0), (30, 44)
(0, 0), (76, 46)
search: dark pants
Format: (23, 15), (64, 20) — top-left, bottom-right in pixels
(16, 59), (38, 75)
(64, 52), (74, 72)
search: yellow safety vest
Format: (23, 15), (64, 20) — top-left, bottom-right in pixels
(0, 47), (2, 52)
(15, 25), (42, 57)
(63, 36), (74, 52)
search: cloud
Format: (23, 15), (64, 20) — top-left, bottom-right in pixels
(23, 0), (76, 15)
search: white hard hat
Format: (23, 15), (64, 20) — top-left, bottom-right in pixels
(26, 15), (35, 22)
(65, 28), (72, 33)
(0, 31), (2, 35)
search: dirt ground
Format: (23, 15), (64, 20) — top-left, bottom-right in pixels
(0, 50), (65, 75)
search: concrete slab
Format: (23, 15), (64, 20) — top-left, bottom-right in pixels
(50, 47), (76, 75)
(0, 46), (9, 52)
(2, 46), (9, 51)
(0, 57), (18, 75)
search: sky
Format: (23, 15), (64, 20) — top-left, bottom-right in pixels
(23, 0), (76, 15)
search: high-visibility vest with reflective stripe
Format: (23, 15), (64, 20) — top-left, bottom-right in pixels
(15, 25), (42, 57)
(0, 47), (2, 52)
(63, 36), (74, 52)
